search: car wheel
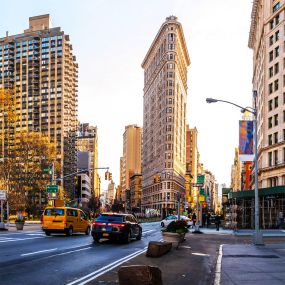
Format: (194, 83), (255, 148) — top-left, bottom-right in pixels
(93, 236), (100, 243)
(45, 230), (51, 236)
(136, 229), (142, 240)
(123, 231), (131, 243)
(66, 227), (73, 236)
(85, 226), (90, 235)
(161, 222), (165, 227)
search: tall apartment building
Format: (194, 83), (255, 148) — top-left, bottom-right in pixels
(186, 126), (199, 206)
(0, 15), (78, 197)
(77, 123), (100, 197)
(249, 1), (285, 187)
(141, 16), (190, 216)
(121, 124), (142, 202)
(230, 148), (242, 191)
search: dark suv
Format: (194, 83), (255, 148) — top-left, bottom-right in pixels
(91, 213), (142, 243)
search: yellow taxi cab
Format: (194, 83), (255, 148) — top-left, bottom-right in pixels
(41, 206), (91, 236)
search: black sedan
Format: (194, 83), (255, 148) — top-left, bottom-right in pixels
(91, 213), (142, 243)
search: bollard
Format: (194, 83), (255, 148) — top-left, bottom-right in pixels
(118, 265), (162, 285)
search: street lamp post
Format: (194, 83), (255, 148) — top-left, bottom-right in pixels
(206, 92), (263, 245)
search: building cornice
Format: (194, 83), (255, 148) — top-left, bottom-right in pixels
(141, 16), (190, 68)
(248, 0), (259, 49)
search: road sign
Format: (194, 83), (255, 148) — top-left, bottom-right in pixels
(47, 185), (58, 193)
(199, 188), (205, 196)
(197, 175), (205, 184)
(0, 190), (7, 200)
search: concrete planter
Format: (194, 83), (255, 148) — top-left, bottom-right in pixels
(162, 232), (185, 249)
(15, 221), (25, 230)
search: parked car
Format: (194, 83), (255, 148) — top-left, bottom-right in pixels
(91, 213), (142, 243)
(161, 215), (193, 228)
(41, 207), (91, 236)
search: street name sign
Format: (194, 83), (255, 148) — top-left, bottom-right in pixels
(47, 185), (58, 193)
(0, 190), (7, 200)
(197, 175), (205, 184)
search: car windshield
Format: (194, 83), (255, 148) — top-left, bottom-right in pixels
(96, 214), (124, 223)
(44, 208), (64, 216)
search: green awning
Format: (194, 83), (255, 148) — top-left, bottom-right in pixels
(228, 186), (285, 199)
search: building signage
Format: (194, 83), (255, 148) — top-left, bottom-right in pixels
(239, 120), (254, 161)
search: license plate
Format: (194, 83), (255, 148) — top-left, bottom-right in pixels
(103, 233), (109, 237)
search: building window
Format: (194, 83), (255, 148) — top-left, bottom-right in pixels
(274, 96), (278, 108)
(275, 30), (280, 41)
(270, 35), (274, 46)
(275, 46), (280, 57)
(276, 14), (280, 25)
(283, 147), (285, 163)
(284, 129), (285, 140)
(274, 132), (278, 144)
(268, 134), (273, 145)
(269, 51), (274, 62)
(283, 92), (285, 104)
(274, 79), (279, 91)
(269, 100), (273, 111)
(274, 150), (278, 165)
(270, 20), (274, 29)
(275, 62), (279, 74)
(269, 67), (273, 78)
(273, 2), (280, 13)
(268, 152), (272, 166)
(269, 83), (273, 94)
(274, 114), (278, 126)
(284, 110), (285, 122)
(269, 117), (273, 128)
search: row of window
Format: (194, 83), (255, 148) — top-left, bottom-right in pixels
(268, 147), (285, 167)
(268, 129), (285, 146)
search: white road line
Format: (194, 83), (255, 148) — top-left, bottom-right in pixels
(46, 247), (92, 258)
(214, 244), (223, 285)
(0, 236), (45, 243)
(66, 247), (148, 285)
(21, 248), (58, 256)
(142, 230), (154, 234)
(192, 252), (210, 257)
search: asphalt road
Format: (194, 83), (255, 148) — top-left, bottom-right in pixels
(0, 222), (161, 285)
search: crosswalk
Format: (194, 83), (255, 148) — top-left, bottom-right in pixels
(0, 231), (46, 243)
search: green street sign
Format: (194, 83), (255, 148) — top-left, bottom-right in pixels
(200, 188), (205, 196)
(47, 185), (58, 193)
(197, 175), (205, 184)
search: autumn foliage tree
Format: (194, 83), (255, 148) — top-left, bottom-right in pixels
(0, 88), (58, 215)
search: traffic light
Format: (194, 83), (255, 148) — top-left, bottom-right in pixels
(109, 172), (112, 180)
(105, 171), (109, 180)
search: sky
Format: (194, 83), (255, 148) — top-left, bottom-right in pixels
(0, 0), (253, 190)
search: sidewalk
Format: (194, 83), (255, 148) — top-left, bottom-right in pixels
(221, 243), (285, 284)
(0, 222), (41, 232)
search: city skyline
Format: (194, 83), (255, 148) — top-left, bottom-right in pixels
(0, 0), (253, 188)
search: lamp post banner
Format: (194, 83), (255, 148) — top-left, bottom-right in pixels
(239, 120), (254, 161)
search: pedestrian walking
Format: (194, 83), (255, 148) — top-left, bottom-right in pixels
(192, 212), (197, 226)
(202, 213), (206, 228)
(215, 215), (220, 231)
(206, 212), (211, 228)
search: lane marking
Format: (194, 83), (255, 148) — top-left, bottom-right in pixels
(142, 230), (154, 234)
(66, 247), (147, 285)
(0, 236), (45, 243)
(46, 247), (92, 258)
(192, 252), (210, 257)
(21, 248), (58, 256)
(214, 244), (223, 285)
